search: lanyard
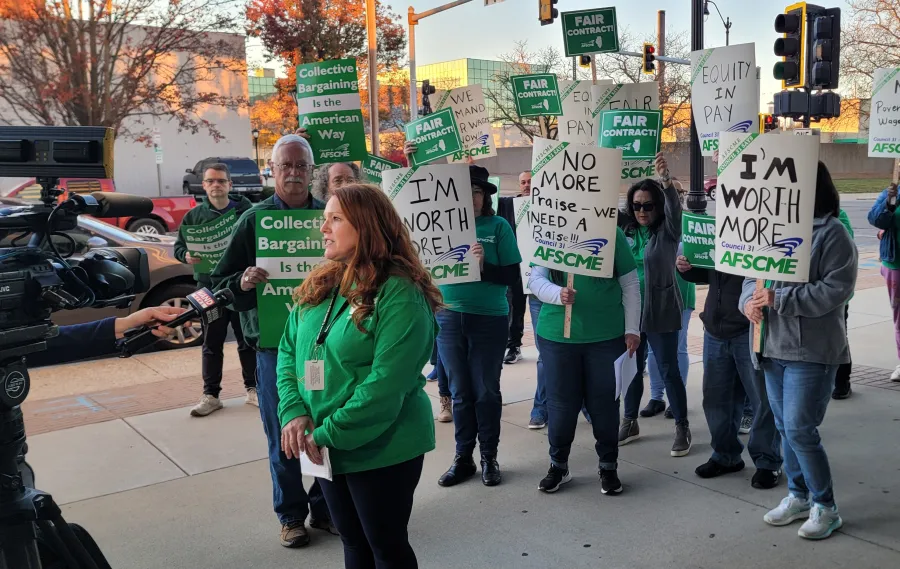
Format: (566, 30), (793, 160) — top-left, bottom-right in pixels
(314, 288), (350, 350)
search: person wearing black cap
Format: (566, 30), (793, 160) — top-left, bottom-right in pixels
(436, 164), (522, 488)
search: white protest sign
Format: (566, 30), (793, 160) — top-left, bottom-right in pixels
(433, 84), (498, 163)
(558, 79), (612, 145)
(591, 81), (659, 180)
(690, 43), (759, 157)
(527, 137), (622, 278)
(513, 196), (533, 294)
(381, 164), (480, 285)
(868, 68), (900, 158)
(715, 132), (818, 283)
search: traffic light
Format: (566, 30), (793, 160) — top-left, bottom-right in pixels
(579, 55), (592, 69)
(420, 79), (436, 116)
(539, 0), (558, 26)
(809, 7), (841, 89)
(773, 3), (807, 88)
(760, 113), (778, 133)
(641, 43), (656, 75)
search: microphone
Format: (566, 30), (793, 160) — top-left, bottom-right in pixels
(116, 288), (234, 357)
(89, 192), (153, 217)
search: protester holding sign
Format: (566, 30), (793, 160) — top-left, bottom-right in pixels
(311, 162), (360, 203)
(619, 153), (692, 458)
(436, 166), (522, 489)
(740, 163), (857, 541)
(528, 225), (640, 494)
(175, 163), (257, 417)
(277, 184), (439, 569)
(211, 134), (333, 547)
(867, 181), (900, 382)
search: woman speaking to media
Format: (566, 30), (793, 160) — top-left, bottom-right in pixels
(277, 183), (441, 569)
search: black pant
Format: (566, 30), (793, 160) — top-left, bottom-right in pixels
(506, 277), (526, 350)
(835, 304), (852, 391)
(319, 456), (424, 569)
(202, 307), (256, 397)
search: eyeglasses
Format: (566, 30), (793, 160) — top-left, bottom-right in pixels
(203, 178), (230, 185)
(632, 202), (655, 212)
(277, 163), (315, 173)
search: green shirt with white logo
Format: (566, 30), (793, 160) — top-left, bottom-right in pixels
(629, 225), (651, 292)
(439, 215), (522, 316)
(537, 227), (637, 343)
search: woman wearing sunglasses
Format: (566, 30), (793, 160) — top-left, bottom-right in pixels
(619, 152), (692, 457)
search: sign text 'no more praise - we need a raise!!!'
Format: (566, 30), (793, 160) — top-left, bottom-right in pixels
(526, 138), (621, 278)
(715, 132), (818, 283)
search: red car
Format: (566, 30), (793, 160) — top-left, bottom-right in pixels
(704, 176), (717, 201)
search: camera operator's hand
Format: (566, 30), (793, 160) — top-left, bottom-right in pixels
(241, 266), (269, 291)
(184, 252), (202, 265)
(282, 415), (315, 460)
(114, 306), (186, 339)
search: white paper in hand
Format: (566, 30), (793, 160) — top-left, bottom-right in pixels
(615, 351), (639, 401)
(300, 446), (333, 481)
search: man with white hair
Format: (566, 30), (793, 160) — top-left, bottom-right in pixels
(212, 134), (334, 547)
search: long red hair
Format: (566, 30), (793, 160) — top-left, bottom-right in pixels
(294, 183), (443, 331)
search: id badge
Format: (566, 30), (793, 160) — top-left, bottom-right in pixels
(305, 360), (325, 391)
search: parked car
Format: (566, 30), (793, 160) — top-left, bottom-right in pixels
(0, 198), (203, 350)
(704, 176), (717, 201)
(183, 157), (264, 199)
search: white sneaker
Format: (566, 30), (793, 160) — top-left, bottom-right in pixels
(798, 503), (843, 540)
(763, 494), (811, 526)
(246, 388), (259, 407)
(190, 394), (223, 417)
(891, 365), (900, 382)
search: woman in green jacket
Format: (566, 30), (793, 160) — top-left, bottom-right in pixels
(277, 183), (441, 568)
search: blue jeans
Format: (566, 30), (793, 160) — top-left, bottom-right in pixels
(528, 296), (548, 422)
(763, 358), (838, 507)
(702, 331), (782, 470)
(256, 351), (329, 524)
(648, 309), (692, 402)
(436, 350), (450, 397)
(541, 336), (623, 470)
(624, 332), (688, 422)
(436, 310), (508, 456)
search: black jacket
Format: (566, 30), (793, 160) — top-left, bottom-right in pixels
(27, 318), (117, 368)
(680, 268), (749, 340)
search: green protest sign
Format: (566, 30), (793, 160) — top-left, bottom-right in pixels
(561, 8), (620, 57)
(682, 212), (716, 269)
(598, 109), (662, 160)
(255, 211), (326, 348)
(296, 59), (368, 164)
(361, 154), (401, 185)
(404, 107), (464, 167)
(180, 210), (238, 277)
(511, 74), (563, 117)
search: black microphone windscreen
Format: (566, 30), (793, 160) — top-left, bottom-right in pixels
(90, 192), (153, 218)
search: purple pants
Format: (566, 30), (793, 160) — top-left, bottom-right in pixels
(883, 266), (900, 359)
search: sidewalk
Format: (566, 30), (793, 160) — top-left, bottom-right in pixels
(22, 260), (900, 568)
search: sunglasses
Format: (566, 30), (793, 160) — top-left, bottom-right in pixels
(632, 202), (655, 212)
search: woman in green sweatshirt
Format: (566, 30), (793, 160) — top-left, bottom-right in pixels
(276, 183), (441, 569)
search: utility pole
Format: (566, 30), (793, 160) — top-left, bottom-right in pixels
(688, 0), (707, 214)
(657, 10), (666, 89)
(366, 0), (380, 154)
(572, 56), (577, 81)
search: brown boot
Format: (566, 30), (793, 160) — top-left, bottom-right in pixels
(438, 396), (453, 423)
(280, 522), (310, 548)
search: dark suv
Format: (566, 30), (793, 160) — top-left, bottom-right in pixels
(183, 157), (264, 199)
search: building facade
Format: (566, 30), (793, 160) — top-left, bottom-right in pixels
(249, 68), (278, 104)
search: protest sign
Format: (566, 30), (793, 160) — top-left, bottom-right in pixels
(511, 74), (563, 117)
(296, 59), (367, 164)
(682, 212), (716, 269)
(180, 210), (238, 277)
(361, 154), (401, 185)
(381, 164), (480, 285)
(591, 81), (659, 180)
(715, 132), (818, 283)
(526, 137), (622, 278)
(598, 109), (662, 160)
(690, 43), (759, 156)
(868, 68), (900, 158)
(404, 108), (464, 167)
(255, 211), (326, 348)
(558, 79), (612, 144)
(513, 196), (533, 294)
(489, 175), (501, 214)
(561, 7), (620, 57)
(433, 85), (498, 163)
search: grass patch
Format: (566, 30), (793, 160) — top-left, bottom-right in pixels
(834, 178), (891, 193)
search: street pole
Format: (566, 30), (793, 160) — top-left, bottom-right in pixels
(726, 17), (731, 46)
(572, 56), (577, 81)
(688, 0), (708, 214)
(366, 0), (380, 154)
(657, 10), (666, 89)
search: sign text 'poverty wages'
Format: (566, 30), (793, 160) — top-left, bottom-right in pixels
(869, 68), (900, 157)
(296, 59), (367, 163)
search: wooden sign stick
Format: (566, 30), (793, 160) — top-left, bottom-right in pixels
(752, 279), (765, 353)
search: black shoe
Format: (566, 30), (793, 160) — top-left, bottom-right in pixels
(639, 399), (666, 418)
(438, 453), (477, 487)
(751, 468), (782, 489)
(664, 406), (674, 419)
(600, 469), (623, 495)
(832, 383), (852, 400)
(504, 347), (522, 364)
(695, 458), (745, 479)
(538, 465), (571, 493)
(309, 517), (339, 536)
(481, 455), (502, 486)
